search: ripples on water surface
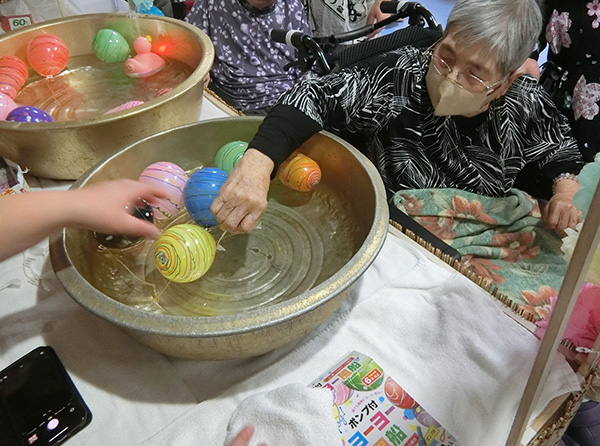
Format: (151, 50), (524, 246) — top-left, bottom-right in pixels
(89, 180), (365, 317)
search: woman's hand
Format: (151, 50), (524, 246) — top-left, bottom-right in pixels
(226, 425), (267, 446)
(210, 149), (274, 233)
(367, 0), (392, 37)
(542, 178), (582, 235)
(69, 179), (168, 238)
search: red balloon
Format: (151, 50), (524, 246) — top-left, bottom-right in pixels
(0, 56), (28, 99)
(27, 34), (69, 77)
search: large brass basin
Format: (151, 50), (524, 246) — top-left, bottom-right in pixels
(0, 13), (214, 180)
(49, 117), (388, 360)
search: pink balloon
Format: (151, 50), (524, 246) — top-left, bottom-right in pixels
(0, 92), (17, 120)
(27, 34), (69, 77)
(105, 100), (145, 114)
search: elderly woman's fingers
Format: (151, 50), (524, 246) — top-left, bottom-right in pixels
(544, 202), (581, 235)
(211, 149), (274, 233)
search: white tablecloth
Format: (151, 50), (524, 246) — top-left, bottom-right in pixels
(0, 96), (581, 446)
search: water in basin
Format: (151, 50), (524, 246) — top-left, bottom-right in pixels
(16, 54), (193, 121)
(84, 179), (364, 317)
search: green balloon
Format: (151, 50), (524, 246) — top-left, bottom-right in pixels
(93, 29), (130, 63)
(214, 141), (248, 173)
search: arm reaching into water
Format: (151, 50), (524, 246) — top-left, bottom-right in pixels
(210, 149), (274, 233)
(0, 179), (167, 262)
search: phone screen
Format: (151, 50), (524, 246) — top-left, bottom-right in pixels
(0, 346), (92, 445)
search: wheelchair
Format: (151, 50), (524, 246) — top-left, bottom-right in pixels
(271, 1), (443, 75)
(271, 2), (461, 260)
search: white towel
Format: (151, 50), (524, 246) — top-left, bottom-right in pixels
(145, 233), (581, 446)
(223, 384), (341, 446)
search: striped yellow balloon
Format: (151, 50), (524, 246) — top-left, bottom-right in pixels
(277, 153), (322, 192)
(154, 224), (216, 283)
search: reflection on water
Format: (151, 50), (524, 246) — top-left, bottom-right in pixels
(16, 54), (193, 121)
(87, 180), (365, 317)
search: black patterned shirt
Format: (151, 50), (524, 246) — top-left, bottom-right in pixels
(250, 46), (584, 197)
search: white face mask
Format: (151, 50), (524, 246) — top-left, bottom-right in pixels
(425, 64), (493, 117)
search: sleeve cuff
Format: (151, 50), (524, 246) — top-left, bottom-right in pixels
(248, 105), (322, 178)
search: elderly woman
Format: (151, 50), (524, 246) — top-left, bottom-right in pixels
(186, 0), (310, 115)
(211, 0), (584, 234)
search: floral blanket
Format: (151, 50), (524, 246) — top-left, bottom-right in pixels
(392, 188), (567, 321)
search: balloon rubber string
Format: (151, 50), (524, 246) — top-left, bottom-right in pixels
(152, 279), (172, 303)
(98, 245), (158, 295)
(216, 231), (227, 252)
(150, 204), (172, 220)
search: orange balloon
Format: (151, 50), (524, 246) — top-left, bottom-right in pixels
(27, 34), (69, 77)
(277, 153), (322, 192)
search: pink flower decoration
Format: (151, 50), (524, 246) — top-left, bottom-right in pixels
(573, 75), (600, 120)
(545, 10), (572, 54)
(535, 283), (600, 349)
(588, 0), (600, 28)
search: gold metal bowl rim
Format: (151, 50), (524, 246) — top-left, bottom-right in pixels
(49, 118), (389, 338)
(0, 13), (215, 131)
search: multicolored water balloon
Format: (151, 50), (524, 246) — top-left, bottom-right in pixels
(0, 55), (28, 99)
(0, 93), (17, 120)
(277, 153), (322, 192)
(138, 161), (189, 220)
(105, 100), (145, 115)
(154, 223), (216, 283)
(213, 141), (247, 173)
(26, 34), (69, 77)
(93, 28), (131, 63)
(183, 167), (228, 227)
(6, 106), (53, 123)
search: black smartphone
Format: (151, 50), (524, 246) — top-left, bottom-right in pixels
(0, 346), (92, 446)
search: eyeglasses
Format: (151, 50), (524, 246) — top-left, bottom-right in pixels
(430, 53), (502, 94)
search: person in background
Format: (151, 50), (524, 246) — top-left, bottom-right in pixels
(516, 0), (600, 200)
(537, 0), (600, 164)
(210, 0), (583, 236)
(185, 0), (311, 115)
(304, 0), (387, 38)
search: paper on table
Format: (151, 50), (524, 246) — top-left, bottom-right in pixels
(146, 234), (580, 446)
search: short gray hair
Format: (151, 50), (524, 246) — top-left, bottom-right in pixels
(445, 0), (542, 76)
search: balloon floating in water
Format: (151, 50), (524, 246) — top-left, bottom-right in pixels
(154, 223), (216, 283)
(27, 34), (69, 77)
(0, 93), (17, 120)
(124, 36), (165, 79)
(214, 141), (247, 173)
(0, 55), (28, 99)
(138, 161), (189, 219)
(105, 100), (145, 114)
(156, 88), (172, 97)
(93, 29), (130, 63)
(6, 106), (53, 123)
(277, 152), (321, 192)
(183, 167), (228, 227)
